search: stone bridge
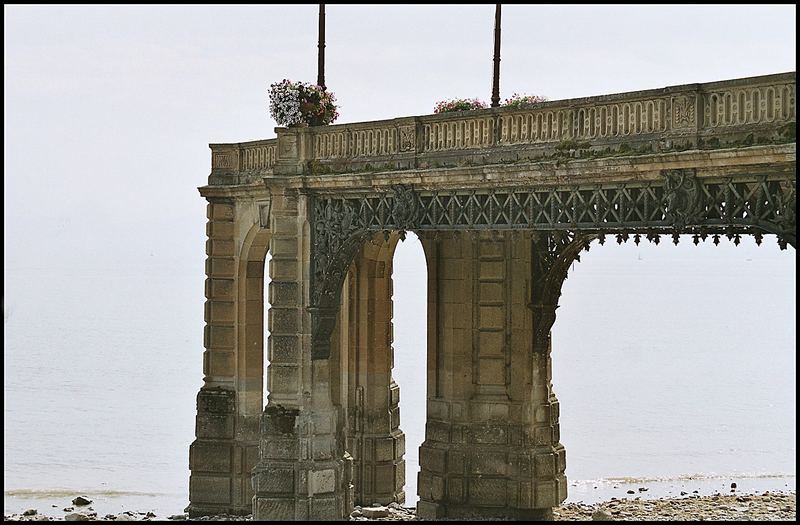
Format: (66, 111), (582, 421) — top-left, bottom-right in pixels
(188, 72), (795, 520)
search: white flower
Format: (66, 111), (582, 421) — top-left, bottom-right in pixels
(268, 80), (303, 126)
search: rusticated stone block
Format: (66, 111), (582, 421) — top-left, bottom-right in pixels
(471, 451), (508, 476)
(271, 237), (299, 257)
(253, 467), (294, 494)
(309, 497), (339, 520)
(478, 330), (504, 353)
(447, 451), (465, 473)
(208, 203), (234, 221)
(312, 436), (335, 460)
(255, 498), (295, 521)
(272, 216), (298, 235)
(478, 261), (504, 280)
(243, 446), (260, 474)
(416, 501), (445, 520)
(374, 464), (396, 494)
(534, 479), (558, 508)
(467, 425), (507, 445)
(268, 334), (300, 363)
(533, 426), (551, 446)
(206, 239), (235, 257)
(205, 257), (235, 278)
(395, 460), (405, 488)
(310, 469), (336, 494)
(267, 364), (299, 396)
(196, 414), (234, 440)
(373, 437), (395, 462)
(261, 406), (298, 435)
(270, 258), (298, 280)
(419, 446), (446, 473)
(205, 351), (234, 376)
(206, 220), (234, 239)
(269, 282), (299, 306)
(557, 474), (568, 502)
(447, 477), (464, 503)
(261, 437), (298, 459)
(470, 478), (506, 506)
(204, 325), (234, 349)
(205, 278), (234, 300)
(268, 307), (300, 333)
(534, 453), (556, 478)
(477, 357), (505, 385)
(197, 388), (235, 414)
(534, 404), (551, 424)
(425, 420), (450, 442)
(189, 442), (232, 473)
(556, 447), (567, 473)
(190, 475), (231, 505)
(518, 480), (534, 508)
(417, 471), (434, 501)
(205, 301), (234, 324)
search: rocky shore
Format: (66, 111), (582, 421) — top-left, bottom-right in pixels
(4, 491), (795, 521)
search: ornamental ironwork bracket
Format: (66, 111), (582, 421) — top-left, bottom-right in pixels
(308, 174), (796, 359)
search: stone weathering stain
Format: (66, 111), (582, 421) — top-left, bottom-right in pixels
(188, 72), (796, 520)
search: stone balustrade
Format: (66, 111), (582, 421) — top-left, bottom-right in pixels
(208, 72), (794, 182)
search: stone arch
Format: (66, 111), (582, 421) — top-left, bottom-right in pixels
(549, 233), (795, 495)
(329, 231), (408, 506)
(236, 223), (272, 431)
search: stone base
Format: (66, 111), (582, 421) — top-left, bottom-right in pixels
(187, 388), (259, 517)
(416, 502), (554, 521)
(252, 407), (354, 520)
(417, 417), (567, 520)
(185, 502), (252, 519)
(350, 430), (406, 506)
(253, 494), (350, 521)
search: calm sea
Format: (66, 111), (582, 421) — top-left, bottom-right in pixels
(4, 235), (795, 515)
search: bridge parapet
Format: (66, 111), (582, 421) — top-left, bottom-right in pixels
(209, 139), (278, 185)
(207, 72), (794, 184)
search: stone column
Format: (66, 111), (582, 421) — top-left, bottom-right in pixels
(346, 236), (406, 506)
(188, 198), (261, 517)
(252, 191), (353, 520)
(416, 231), (567, 520)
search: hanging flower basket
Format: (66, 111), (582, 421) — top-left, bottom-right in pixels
(268, 79), (339, 127)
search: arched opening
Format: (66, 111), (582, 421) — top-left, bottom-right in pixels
(327, 231), (428, 507)
(552, 235), (796, 501)
(263, 250), (272, 405)
(391, 232), (428, 507)
(238, 226), (271, 428)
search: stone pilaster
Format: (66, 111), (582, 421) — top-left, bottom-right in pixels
(188, 200), (256, 517)
(252, 191), (353, 520)
(346, 237), (406, 506)
(417, 232), (567, 520)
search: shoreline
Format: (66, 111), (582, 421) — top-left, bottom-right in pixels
(4, 490), (795, 521)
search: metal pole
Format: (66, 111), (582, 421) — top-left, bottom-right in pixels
(491, 4), (501, 107)
(317, 3), (326, 89)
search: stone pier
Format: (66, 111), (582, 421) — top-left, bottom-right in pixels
(188, 72), (796, 520)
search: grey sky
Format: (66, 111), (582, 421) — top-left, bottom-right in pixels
(3, 5), (796, 270)
(3, 6), (796, 507)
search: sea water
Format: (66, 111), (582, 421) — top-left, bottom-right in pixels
(4, 235), (795, 515)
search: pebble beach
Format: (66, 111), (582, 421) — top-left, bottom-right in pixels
(4, 491), (795, 521)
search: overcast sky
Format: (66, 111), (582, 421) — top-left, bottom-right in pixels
(3, 4), (796, 269)
(3, 6), (796, 504)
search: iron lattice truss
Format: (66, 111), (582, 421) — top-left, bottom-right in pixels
(308, 169), (796, 357)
